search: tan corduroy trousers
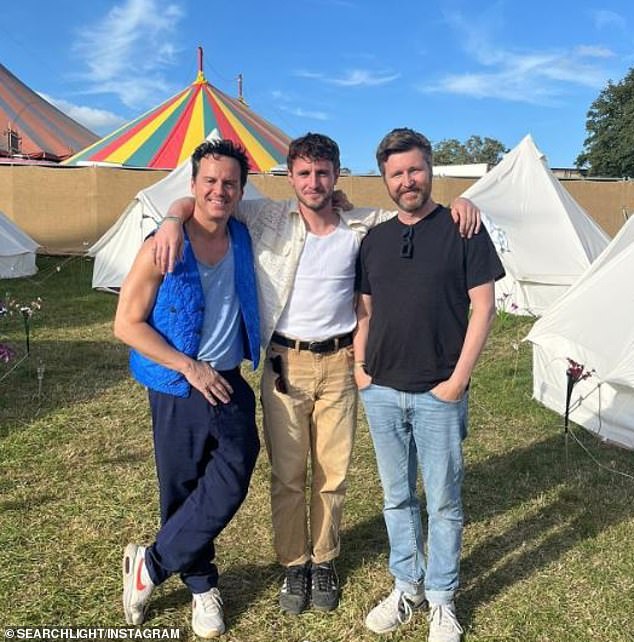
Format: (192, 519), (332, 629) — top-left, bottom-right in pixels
(260, 342), (357, 567)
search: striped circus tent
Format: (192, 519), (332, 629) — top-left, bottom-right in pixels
(0, 63), (98, 162)
(64, 49), (291, 171)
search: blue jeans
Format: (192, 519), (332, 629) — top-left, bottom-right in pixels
(360, 383), (467, 605)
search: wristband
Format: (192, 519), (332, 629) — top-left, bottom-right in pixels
(354, 361), (366, 369)
(160, 215), (183, 226)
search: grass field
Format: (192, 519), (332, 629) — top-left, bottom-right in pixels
(1, 257), (633, 642)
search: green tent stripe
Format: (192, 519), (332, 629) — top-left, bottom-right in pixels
(123, 92), (195, 166)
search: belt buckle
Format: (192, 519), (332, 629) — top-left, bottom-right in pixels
(310, 338), (337, 353)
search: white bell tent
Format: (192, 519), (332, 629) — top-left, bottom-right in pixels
(0, 211), (39, 279)
(88, 132), (263, 292)
(525, 214), (634, 450)
(461, 135), (609, 316)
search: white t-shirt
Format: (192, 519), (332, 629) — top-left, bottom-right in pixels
(275, 220), (360, 341)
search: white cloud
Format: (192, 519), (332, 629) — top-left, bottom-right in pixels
(294, 70), (325, 81)
(81, 76), (176, 111)
(295, 68), (400, 87)
(423, 8), (615, 105)
(72, 0), (185, 108)
(271, 89), (329, 121)
(40, 93), (125, 135)
(423, 49), (608, 105)
(427, 72), (560, 105)
(575, 45), (615, 59)
(330, 70), (400, 87)
(279, 106), (329, 121)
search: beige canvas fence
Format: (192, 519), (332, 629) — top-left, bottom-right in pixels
(0, 166), (632, 253)
(0, 166), (168, 254)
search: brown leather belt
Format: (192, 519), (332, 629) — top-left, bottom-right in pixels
(271, 332), (353, 354)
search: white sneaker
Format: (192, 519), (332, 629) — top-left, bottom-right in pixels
(427, 602), (463, 642)
(122, 544), (154, 625)
(192, 588), (226, 638)
(365, 588), (428, 634)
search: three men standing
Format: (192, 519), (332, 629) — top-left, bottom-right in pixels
(355, 128), (504, 641)
(155, 132), (480, 620)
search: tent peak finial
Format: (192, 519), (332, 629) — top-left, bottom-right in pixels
(237, 73), (247, 105)
(194, 46), (206, 84)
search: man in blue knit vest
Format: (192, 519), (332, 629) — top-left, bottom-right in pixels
(114, 139), (261, 638)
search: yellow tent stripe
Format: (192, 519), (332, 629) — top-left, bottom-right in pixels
(177, 89), (206, 165)
(106, 91), (191, 164)
(211, 90), (277, 170)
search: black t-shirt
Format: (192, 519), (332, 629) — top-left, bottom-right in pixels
(357, 205), (505, 392)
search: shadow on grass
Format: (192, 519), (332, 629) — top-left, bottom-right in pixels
(334, 432), (633, 631)
(458, 432), (634, 628)
(151, 562), (280, 626)
(0, 493), (58, 512)
(339, 512), (389, 587)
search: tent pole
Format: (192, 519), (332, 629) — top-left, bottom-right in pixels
(564, 373), (574, 473)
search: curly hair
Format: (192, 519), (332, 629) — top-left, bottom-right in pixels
(287, 133), (340, 173)
(191, 139), (250, 187)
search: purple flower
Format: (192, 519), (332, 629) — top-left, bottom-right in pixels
(566, 358), (594, 384)
(0, 343), (16, 363)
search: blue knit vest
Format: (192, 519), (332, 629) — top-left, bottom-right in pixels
(129, 218), (260, 397)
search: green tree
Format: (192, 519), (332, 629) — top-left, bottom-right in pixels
(433, 138), (470, 164)
(576, 67), (634, 177)
(433, 136), (507, 165)
(465, 136), (507, 165)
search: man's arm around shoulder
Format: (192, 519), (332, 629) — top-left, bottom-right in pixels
(153, 196), (276, 273)
(340, 198), (481, 237)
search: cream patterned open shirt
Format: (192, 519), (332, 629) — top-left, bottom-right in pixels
(234, 199), (395, 347)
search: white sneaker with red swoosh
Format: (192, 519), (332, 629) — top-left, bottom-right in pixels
(122, 544), (155, 625)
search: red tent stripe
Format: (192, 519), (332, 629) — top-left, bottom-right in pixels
(11, 75), (96, 151)
(219, 88), (290, 152)
(224, 92), (290, 147)
(150, 86), (201, 168)
(0, 63), (97, 160)
(89, 89), (190, 163)
(206, 91), (259, 170)
(2, 90), (65, 157)
(61, 50), (291, 170)
(231, 105), (289, 156)
(208, 86), (289, 163)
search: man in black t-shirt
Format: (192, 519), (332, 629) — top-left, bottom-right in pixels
(354, 128), (504, 642)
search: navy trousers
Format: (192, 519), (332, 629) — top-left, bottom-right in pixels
(144, 368), (259, 593)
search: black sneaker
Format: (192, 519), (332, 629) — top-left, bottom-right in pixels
(279, 563), (310, 614)
(311, 561), (339, 611)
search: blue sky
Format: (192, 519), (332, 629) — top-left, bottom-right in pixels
(2, 0), (633, 173)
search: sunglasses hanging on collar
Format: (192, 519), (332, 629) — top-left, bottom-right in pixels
(400, 225), (414, 259)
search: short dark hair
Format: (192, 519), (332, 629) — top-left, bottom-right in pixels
(191, 139), (250, 188)
(287, 132), (340, 173)
(375, 128), (433, 175)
